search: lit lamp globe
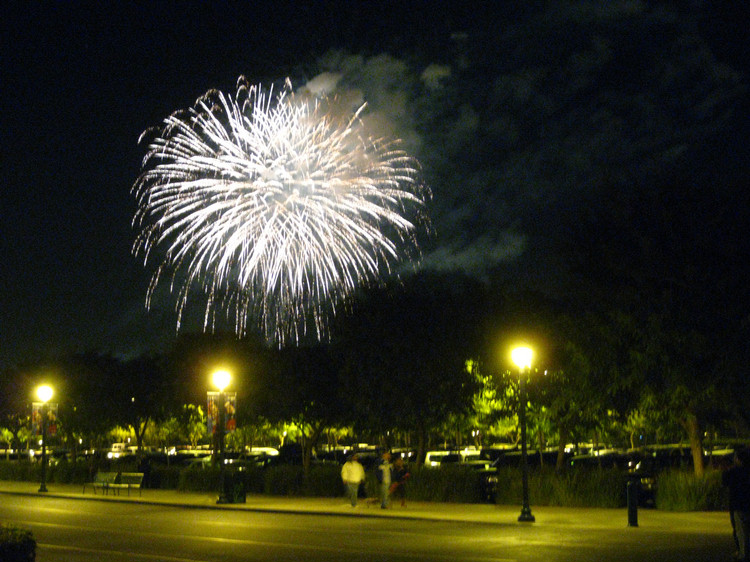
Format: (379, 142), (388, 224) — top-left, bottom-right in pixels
(511, 346), (533, 370)
(212, 370), (231, 391)
(37, 385), (53, 403)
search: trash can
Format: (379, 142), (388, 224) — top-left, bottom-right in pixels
(221, 471), (246, 504)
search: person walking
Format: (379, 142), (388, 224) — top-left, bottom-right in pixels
(341, 453), (366, 507)
(723, 447), (750, 561)
(376, 450), (392, 509)
(389, 456), (410, 507)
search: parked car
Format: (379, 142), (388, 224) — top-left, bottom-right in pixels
(479, 445), (517, 462)
(424, 450), (451, 467)
(48, 449), (70, 466)
(173, 451), (211, 466)
(424, 448), (480, 467)
(316, 449), (348, 464)
(439, 453), (492, 470)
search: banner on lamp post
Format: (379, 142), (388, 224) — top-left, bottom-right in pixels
(206, 392), (237, 434)
(32, 402), (59, 436)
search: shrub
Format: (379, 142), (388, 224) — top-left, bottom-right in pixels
(548, 468), (626, 507)
(0, 461), (37, 482)
(493, 466), (525, 506)
(148, 465), (181, 489)
(363, 470), (379, 498)
(493, 467), (626, 508)
(178, 466), (221, 492)
(0, 523), (36, 561)
(655, 469), (727, 511)
(406, 466), (485, 503)
(50, 460), (89, 484)
(304, 464), (344, 497)
(233, 465), (265, 494)
(264, 465), (304, 496)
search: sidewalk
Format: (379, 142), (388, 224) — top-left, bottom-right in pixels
(0, 479), (729, 533)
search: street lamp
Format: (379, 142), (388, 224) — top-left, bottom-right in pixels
(36, 385), (53, 493)
(512, 346), (535, 523)
(212, 369), (231, 504)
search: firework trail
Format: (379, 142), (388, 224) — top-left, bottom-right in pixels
(132, 77), (428, 344)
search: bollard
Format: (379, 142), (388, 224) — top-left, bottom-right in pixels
(627, 477), (639, 527)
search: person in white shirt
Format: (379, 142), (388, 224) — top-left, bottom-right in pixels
(377, 451), (392, 508)
(341, 453), (366, 507)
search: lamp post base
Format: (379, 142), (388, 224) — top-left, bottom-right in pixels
(518, 506), (535, 522)
(38, 484), (48, 493)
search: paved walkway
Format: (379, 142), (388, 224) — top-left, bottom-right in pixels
(0, 479), (729, 533)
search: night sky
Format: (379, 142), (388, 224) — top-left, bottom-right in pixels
(2, 1), (749, 370)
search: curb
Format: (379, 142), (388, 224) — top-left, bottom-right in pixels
(0, 488), (500, 525)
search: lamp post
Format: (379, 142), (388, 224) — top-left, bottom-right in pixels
(36, 385), (53, 493)
(512, 346), (535, 523)
(212, 369), (231, 504)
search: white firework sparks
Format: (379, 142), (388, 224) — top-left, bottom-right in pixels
(132, 77), (428, 344)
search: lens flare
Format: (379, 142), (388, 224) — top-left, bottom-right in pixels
(132, 77), (428, 344)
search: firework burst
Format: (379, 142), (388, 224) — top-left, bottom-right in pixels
(132, 77), (428, 344)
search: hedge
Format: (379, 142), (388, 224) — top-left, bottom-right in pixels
(0, 459), (733, 511)
(655, 469), (727, 511)
(406, 466), (486, 503)
(0, 524), (36, 562)
(492, 466), (627, 508)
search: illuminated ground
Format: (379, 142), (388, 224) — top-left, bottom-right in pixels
(0, 481), (733, 562)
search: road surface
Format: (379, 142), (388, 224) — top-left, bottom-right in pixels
(0, 493), (734, 562)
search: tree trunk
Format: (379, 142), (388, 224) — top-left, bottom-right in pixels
(415, 418), (427, 468)
(556, 426), (570, 471)
(681, 413), (704, 477)
(301, 422), (324, 479)
(131, 419), (149, 453)
(537, 428), (545, 467)
(593, 431), (601, 468)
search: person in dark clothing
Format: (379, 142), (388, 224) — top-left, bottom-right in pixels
(723, 447), (750, 561)
(389, 456), (410, 507)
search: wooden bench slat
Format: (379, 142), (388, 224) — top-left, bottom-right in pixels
(109, 472), (144, 496)
(83, 471), (118, 495)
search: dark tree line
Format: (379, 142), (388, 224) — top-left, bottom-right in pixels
(2, 256), (749, 477)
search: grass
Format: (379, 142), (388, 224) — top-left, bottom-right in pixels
(655, 469), (727, 511)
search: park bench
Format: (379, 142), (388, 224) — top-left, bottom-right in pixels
(83, 471), (118, 495)
(110, 472), (144, 496)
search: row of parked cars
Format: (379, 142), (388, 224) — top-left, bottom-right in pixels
(24, 441), (741, 505)
(375, 443), (739, 505)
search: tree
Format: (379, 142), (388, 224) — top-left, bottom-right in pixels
(465, 359), (517, 445)
(561, 162), (750, 475)
(333, 271), (485, 466)
(254, 344), (343, 476)
(113, 355), (178, 453)
(59, 353), (180, 454)
(180, 404), (207, 448)
(60, 353), (123, 450)
(0, 365), (37, 459)
(484, 287), (646, 469)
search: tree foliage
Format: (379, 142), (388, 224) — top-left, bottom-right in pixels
(332, 271), (485, 463)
